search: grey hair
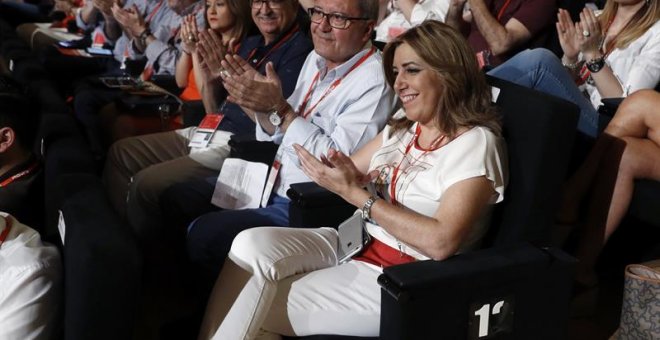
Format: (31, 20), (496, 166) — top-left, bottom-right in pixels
(357, 0), (379, 21)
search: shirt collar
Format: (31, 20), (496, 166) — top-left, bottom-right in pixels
(314, 41), (374, 81)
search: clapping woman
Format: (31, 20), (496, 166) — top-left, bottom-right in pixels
(176, 0), (253, 113)
(489, 0), (660, 137)
(197, 21), (507, 339)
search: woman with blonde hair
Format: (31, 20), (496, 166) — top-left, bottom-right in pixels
(489, 0), (660, 137)
(197, 20), (506, 339)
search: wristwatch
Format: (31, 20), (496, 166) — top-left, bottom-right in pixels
(361, 196), (379, 221)
(268, 102), (289, 127)
(586, 56), (605, 73)
(268, 109), (284, 126)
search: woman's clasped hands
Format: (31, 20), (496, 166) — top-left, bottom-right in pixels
(294, 144), (379, 200)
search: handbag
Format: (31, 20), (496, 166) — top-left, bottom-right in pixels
(610, 259), (660, 340)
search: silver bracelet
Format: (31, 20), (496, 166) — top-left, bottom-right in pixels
(361, 196), (379, 221)
(562, 60), (581, 71)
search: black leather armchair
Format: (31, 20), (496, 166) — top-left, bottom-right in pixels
(232, 76), (581, 339)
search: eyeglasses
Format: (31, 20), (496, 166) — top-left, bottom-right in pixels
(307, 7), (369, 30)
(251, 0), (285, 9)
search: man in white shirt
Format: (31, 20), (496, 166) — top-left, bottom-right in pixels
(162, 0), (395, 278)
(0, 212), (62, 340)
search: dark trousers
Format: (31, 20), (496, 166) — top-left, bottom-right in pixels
(73, 83), (121, 156)
(160, 178), (290, 279)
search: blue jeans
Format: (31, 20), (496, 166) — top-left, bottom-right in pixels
(488, 49), (600, 137)
(186, 194), (291, 277)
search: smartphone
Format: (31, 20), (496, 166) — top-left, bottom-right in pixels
(86, 47), (113, 56)
(337, 212), (370, 264)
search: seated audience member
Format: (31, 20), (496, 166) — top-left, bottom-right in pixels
(103, 0), (313, 239)
(99, 0), (254, 142)
(557, 90), (660, 288)
(72, 0), (204, 156)
(488, 0), (659, 137)
(375, 0), (449, 43)
(160, 0), (394, 279)
(444, 0), (555, 67)
(0, 212), (62, 340)
(197, 20), (506, 339)
(0, 94), (44, 231)
(41, 0), (151, 84)
(14, 0), (85, 50)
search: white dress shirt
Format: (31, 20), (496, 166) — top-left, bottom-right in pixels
(0, 213), (62, 340)
(256, 46), (397, 198)
(375, 0), (450, 43)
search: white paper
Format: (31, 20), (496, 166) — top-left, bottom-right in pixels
(57, 210), (66, 245)
(212, 158), (269, 210)
(491, 86), (501, 103)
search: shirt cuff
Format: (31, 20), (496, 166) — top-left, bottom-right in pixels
(280, 116), (319, 147)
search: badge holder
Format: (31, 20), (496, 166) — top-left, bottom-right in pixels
(188, 113), (224, 148)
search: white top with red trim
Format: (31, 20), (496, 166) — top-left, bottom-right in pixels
(365, 119), (507, 260)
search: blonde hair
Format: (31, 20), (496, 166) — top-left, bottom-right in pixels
(382, 21), (500, 138)
(599, 0), (659, 50)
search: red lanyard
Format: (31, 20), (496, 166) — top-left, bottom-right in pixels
(0, 216), (12, 247)
(496, 0), (512, 21)
(246, 24), (300, 69)
(144, 0), (164, 24)
(389, 124), (446, 205)
(0, 161), (39, 188)
(298, 47), (376, 119)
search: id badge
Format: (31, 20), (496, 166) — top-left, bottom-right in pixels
(476, 50), (491, 69)
(260, 147), (284, 207)
(188, 113), (224, 148)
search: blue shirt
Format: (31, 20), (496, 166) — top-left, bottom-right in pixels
(217, 20), (313, 136)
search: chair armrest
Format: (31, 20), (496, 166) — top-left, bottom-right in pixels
(376, 243), (575, 340)
(286, 182), (355, 229)
(228, 134), (279, 165)
(598, 97), (624, 118)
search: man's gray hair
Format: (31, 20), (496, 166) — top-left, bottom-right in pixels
(357, 0), (379, 21)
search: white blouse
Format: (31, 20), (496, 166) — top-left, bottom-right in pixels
(586, 20), (660, 108)
(364, 120), (507, 260)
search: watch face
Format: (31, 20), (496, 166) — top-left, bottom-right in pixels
(587, 58), (605, 73)
(269, 112), (282, 126)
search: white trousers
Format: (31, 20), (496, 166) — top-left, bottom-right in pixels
(199, 227), (383, 340)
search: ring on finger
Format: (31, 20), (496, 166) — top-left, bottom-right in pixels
(582, 30), (590, 37)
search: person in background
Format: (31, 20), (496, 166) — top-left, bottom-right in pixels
(488, 0), (660, 137)
(0, 93), (44, 231)
(375, 0), (450, 44)
(445, 0), (555, 67)
(557, 90), (660, 288)
(160, 0), (394, 285)
(0, 212), (62, 340)
(197, 20), (506, 339)
(103, 0), (312, 243)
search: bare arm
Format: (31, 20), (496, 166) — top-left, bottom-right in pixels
(296, 144), (495, 260)
(445, 0), (470, 35)
(468, 0), (532, 56)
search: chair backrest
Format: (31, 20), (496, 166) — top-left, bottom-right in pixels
(483, 75), (579, 247)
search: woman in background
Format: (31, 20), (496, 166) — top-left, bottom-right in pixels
(489, 0), (660, 137)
